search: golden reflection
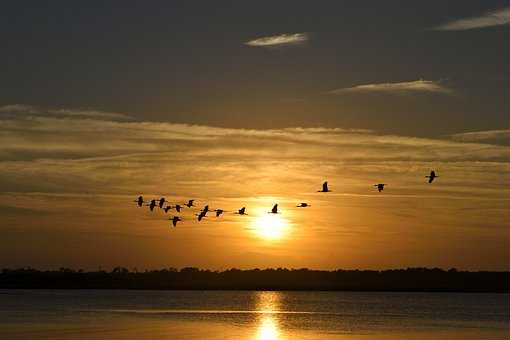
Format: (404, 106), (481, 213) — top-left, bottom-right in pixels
(251, 210), (291, 241)
(257, 316), (280, 340)
(254, 291), (283, 340)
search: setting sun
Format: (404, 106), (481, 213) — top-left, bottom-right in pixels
(251, 213), (291, 241)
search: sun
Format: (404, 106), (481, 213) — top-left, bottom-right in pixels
(251, 213), (290, 241)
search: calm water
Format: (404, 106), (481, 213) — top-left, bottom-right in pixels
(1, 290), (509, 339)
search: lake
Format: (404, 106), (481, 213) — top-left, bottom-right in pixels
(1, 290), (509, 339)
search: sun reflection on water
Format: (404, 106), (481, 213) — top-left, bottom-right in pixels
(254, 291), (283, 340)
(257, 316), (280, 340)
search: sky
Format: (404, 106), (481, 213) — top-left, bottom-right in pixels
(1, 1), (510, 270)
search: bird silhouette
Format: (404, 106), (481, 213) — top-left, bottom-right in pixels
(318, 181), (331, 192)
(214, 209), (224, 217)
(158, 198), (166, 209)
(269, 204), (278, 214)
(197, 210), (207, 221)
(170, 216), (181, 227)
(164, 206), (172, 213)
(374, 184), (386, 192)
(426, 170), (438, 183)
(185, 199), (195, 208)
(195, 205), (209, 221)
(175, 204), (182, 213)
(236, 207), (247, 215)
(147, 199), (157, 211)
(297, 203), (310, 207)
(134, 196), (144, 207)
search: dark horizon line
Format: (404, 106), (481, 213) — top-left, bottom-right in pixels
(3, 266), (510, 273)
(2, 267), (510, 293)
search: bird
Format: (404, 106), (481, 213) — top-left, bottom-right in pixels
(147, 199), (157, 211)
(170, 216), (181, 227)
(164, 206), (172, 213)
(201, 205), (209, 214)
(426, 170), (438, 183)
(269, 204), (278, 214)
(185, 199), (195, 208)
(318, 181), (331, 192)
(374, 184), (386, 192)
(214, 209), (224, 217)
(134, 196), (144, 207)
(236, 207), (247, 215)
(197, 210), (207, 221)
(297, 203), (310, 208)
(175, 204), (182, 213)
(158, 198), (166, 209)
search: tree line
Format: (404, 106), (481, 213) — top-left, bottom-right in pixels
(1, 267), (509, 292)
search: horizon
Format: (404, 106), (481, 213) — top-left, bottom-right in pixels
(1, 266), (504, 272)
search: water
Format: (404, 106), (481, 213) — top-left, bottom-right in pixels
(1, 290), (509, 339)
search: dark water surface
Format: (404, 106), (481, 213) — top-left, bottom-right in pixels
(1, 290), (509, 339)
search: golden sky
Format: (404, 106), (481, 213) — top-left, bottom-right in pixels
(2, 0), (510, 272)
(1, 105), (509, 270)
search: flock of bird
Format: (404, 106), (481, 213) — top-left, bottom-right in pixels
(133, 171), (439, 228)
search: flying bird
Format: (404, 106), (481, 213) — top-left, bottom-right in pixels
(134, 196), (144, 207)
(201, 205), (209, 214)
(185, 199), (195, 208)
(164, 206), (172, 213)
(147, 199), (157, 211)
(170, 216), (181, 227)
(197, 210), (207, 221)
(318, 181), (331, 192)
(374, 184), (386, 192)
(269, 204), (279, 214)
(175, 204), (182, 213)
(214, 209), (224, 217)
(236, 207), (247, 215)
(426, 170), (438, 183)
(158, 198), (166, 209)
(297, 203), (310, 207)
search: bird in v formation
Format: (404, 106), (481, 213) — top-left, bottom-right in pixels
(133, 171), (439, 228)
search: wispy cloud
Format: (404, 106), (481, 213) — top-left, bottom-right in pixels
(0, 104), (133, 121)
(328, 80), (452, 95)
(451, 129), (510, 143)
(434, 6), (510, 31)
(245, 33), (308, 47)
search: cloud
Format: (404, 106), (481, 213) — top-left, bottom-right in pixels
(434, 6), (510, 31)
(1, 104), (508, 164)
(1, 104), (510, 202)
(451, 129), (510, 143)
(245, 33), (308, 47)
(328, 80), (452, 95)
(0, 104), (133, 121)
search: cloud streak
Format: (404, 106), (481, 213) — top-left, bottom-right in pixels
(0, 104), (133, 121)
(328, 80), (452, 95)
(451, 129), (510, 143)
(245, 33), (308, 47)
(434, 6), (510, 31)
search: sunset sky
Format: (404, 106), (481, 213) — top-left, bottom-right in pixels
(1, 1), (510, 270)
